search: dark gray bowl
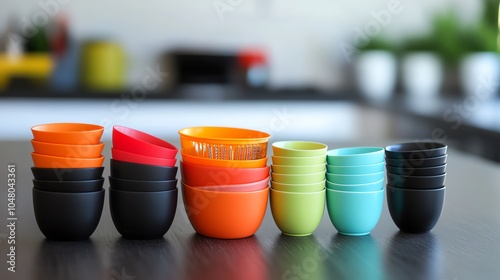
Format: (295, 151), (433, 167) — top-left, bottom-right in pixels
(387, 185), (445, 233)
(387, 173), (446, 189)
(109, 188), (177, 239)
(33, 178), (104, 193)
(385, 155), (447, 168)
(33, 188), (105, 240)
(385, 142), (447, 160)
(110, 159), (177, 181)
(386, 164), (446, 176)
(31, 167), (104, 181)
(108, 176), (177, 192)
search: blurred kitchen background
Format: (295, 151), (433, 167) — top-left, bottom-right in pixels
(1, 0), (500, 161)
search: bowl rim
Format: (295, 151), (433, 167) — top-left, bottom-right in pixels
(327, 161), (385, 168)
(326, 187), (385, 194)
(272, 154), (326, 160)
(386, 172), (447, 179)
(179, 126), (271, 142)
(326, 147), (384, 157)
(182, 182), (269, 194)
(180, 160), (270, 171)
(108, 176), (177, 184)
(386, 163), (447, 170)
(111, 158), (178, 170)
(109, 187), (178, 194)
(269, 187), (325, 195)
(270, 179), (326, 187)
(272, 141), (328, 152)
(386, 184), (446, 192)
(385, 142), (447, 153)
(31, 123), (104, 134)
(326, 171), (385, 178)
(33, 177), (104, 184)
(31, 139), (105, 148)
(272, 171), (326, 178)
(32, 187), (105, 195)
(326, 178), (384, 187)
(31, 152), (104, 161)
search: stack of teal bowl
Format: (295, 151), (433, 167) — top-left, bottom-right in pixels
(325, 147), (385, 236)
(270, 141), (327, 236)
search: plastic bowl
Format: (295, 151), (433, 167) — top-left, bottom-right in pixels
(326, 178), (384, 192)
(326, 162), (385, 175)
(180, 160), (270, 186)
(33, 178), (104, 192)
(386, 164), (447, 176)
(326, 171), (385, 185)
(182, 183), (268, 239)
(113, 125), (178, 159)
(270, 188), (325, 236)
(271, 155), (326, 166)
(179, 126), (270, 160)
(270, 180), (326, 192)
(271, 171), (325, 184)
(110, 159), (178, 181)
(31, 140), (104, 158)
(387, 173), (446, 189)
(272, 141), (328, 157)
(183, 176), (269, 192)
(326, 188), (384, 236)
(181, 152), (267, 168)
(112, 148), (176, 167)
(109, 188), (177, 239)
(33, 188), (104, 240)
(387, 185), (445, 233)
(385, 142), (447, 160)
(326, 147), (384, 166)
(385, 155), (447, 168)
(31, 123), (104, 145)
(31, 153), (104, 168)
(31, 167), (104, 181)
(109, 176), (178, 192)
(271, 164), (326, 175)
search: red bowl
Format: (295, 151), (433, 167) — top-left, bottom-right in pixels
(113, 125), (178, 158)
(112, 148), (176, 167)
(180, 160), (270, 186)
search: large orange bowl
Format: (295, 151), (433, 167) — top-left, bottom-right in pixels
(31, 123), (104, 145)
(182, 183), (269, 239)
(31, 140), (104, 158)
(31, 153), (105, 168)
(180, 160), (270, 186)
(181, 152), (268, 169)
(183, 176), (269, 192)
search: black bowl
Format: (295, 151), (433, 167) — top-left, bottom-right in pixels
(110, 159), (178, 181)
(385, 155), (447, 168)
(387, 185), (445, 233)
(33, 188), (105, 240)
(108, 176), (178, 192)
(33, 178), (104, 193)
(385, 142), (447, 160)
(386, 164), (446, 176)
(387, 173), (446, 189)
(109, 188), (177, 239)
(31, 167), (104, 181)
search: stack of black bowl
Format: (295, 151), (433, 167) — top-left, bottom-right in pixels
(385, 142), (447, 233)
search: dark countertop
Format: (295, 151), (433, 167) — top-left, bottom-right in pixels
(1, 141), (500, 279)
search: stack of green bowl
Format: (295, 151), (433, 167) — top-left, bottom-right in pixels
(269, 141), (327, 236)
(325, 147), (385, 236)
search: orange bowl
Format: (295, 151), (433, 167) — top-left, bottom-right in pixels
(31, 140), (104, 158)
(180, 160), (270, 186)
(31, 123), (104, 145)
(188, 176), (270, 192)
(182, 183), (269, 239)
(31, 153), (105, 168)
(181, 152), (268, 169)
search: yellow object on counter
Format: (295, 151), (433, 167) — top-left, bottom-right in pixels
(0, 54), (54, 90)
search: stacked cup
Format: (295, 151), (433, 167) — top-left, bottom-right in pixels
(270, 141), (327, 236)
(385, 142), (447, 233)
(325, 147), (385, 236)
(109, 125), (178, 239)
(30, 123), (105, 240)
(179, 126), (271, 239)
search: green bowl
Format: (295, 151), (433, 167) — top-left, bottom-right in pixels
(270, 188), (325, 236)
(271, 180), (326, 192)
(272, 155), (326, 166)
(272, 164), (326, 174)
(326, 162), (385, 174)
(326, 171), (385, 185)
(272, 141), (328, 157)
(272, 171), (325, 184)
(326, 147), (384, 166)
(326, 178), (384, 192)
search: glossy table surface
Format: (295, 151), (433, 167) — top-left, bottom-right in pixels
(1, 141), (500, 280)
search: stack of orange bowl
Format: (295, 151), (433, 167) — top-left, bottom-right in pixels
(179, 126), (271, 239)
(109, 125), (179, 239)
(30, 123), (105, 240)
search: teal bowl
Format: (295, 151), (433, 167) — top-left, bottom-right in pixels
(326, 147), (384, 166)
(326, 178), (384, 192)
(326, 162), (385, 174)
(326, 188), (384, 236)
(326, 171), (385, 185)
